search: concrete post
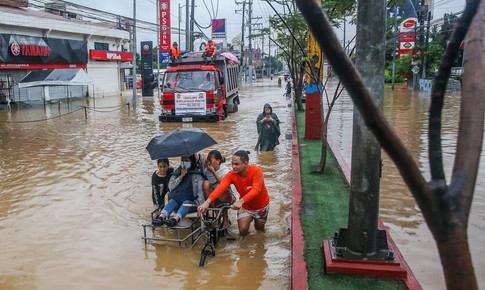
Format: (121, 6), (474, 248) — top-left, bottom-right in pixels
(338, 0), (390, 260)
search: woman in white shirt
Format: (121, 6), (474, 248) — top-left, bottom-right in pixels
(203, 150), (236, 229)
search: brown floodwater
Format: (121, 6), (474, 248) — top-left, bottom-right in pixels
(327, 81), (485, 290)
(0, 79), (293, 290)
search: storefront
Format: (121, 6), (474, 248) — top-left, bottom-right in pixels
(0, 33), (88, 102)
(88, 50), (133, 95)
(0, 4), (131, 103)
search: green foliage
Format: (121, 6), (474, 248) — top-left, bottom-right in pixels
(385, 16), (404, 67)
(424, 39), (444, 77)
(263, 56), (283, 73)
(322, 0), (356, 24)
(384, 68), (405, 83)
(440, 13), (459, 48)
(269, 9), (308, 109)
(394, 54), (413, 78)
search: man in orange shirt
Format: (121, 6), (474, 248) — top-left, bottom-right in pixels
(170, 42), (181, 65)
(202, 39), (217, 64)
(198, 150), (270, 236)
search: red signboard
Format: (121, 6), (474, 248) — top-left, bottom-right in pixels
(398, 31), (416, 59)
(89, 50), (133, 61)
(402, 18), (417, 29)
(0, 63), (87, 69)
(159, 0), (171, 53)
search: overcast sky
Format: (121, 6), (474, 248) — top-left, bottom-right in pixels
(65, 0), (466, 51)
(66, 0), (280, 51)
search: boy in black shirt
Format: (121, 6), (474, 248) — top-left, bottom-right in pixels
(151, 158), (174, 210)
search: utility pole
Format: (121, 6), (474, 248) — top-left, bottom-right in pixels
(132, 0), (137, 110)
(235, 1), (247, 73)
(343, 17), (347, 54)
(248, 0), (253, 84)
(391, 18), (398, 90)
(185, 0), (189, 51)
(189, 0), (195, 51)
(178, 3), (181, 47)
(252, 22), (263, 79)
(333, 0), (393, 261)
(422, 10), (431, 79)
(268, 26), (271, 78)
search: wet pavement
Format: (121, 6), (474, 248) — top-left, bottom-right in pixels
(0, 79), (293, 289)
(327, 82), (485, 290)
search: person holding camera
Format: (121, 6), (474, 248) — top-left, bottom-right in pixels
(255, 103), (281, 151)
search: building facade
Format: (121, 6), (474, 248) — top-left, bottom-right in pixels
(0, 2), (132, 103)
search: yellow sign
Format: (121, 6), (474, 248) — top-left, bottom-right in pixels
(305, 31), (323, 85)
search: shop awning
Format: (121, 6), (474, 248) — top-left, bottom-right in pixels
(18, 68), (94, 88)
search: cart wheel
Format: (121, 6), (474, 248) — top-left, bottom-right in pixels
(199, 250), (211, 267)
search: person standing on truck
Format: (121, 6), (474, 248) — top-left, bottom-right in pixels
(170, 42), (181, 65)
(203, 39), (217, 65)
(198, 150), (270, 236)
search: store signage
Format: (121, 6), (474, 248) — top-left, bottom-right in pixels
(0, 34), (87, 67)
(10, 42), (50, 57)
(398, 30), (416, 59)
(89, 50), (133, 61)
(159, 0), (171, 53)
(399, 18), (418, 31)
(141, 41), (153, 97)
(212, 19), (226, 39)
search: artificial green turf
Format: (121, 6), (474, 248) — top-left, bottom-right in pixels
(296, 110), (406, 290)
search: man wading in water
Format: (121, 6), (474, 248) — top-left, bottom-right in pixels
(198, 150), (270, 236)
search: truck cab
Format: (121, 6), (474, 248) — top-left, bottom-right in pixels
(159, 54), (240, 122)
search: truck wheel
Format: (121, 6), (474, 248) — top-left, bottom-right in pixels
(222, 105), (228, 120)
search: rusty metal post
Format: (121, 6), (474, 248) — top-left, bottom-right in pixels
(334, 0), (392, 260)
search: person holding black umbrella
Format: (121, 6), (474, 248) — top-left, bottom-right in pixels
(153, 154), (206, 227)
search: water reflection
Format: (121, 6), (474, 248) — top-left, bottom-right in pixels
(0, 79), (291, 289)
(327, 82), (485, 289)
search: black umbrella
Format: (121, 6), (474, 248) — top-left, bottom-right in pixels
(146, 128), (217, 160)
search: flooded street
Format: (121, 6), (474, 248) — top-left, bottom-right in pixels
(327, 82), (485, 290)
(0, 79), (293, 289)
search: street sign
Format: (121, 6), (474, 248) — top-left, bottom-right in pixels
(399, 18), (418, 31)
(160, 52), (170, 64)
(212, 19), (226, 39)
(412, 65), (420, 75)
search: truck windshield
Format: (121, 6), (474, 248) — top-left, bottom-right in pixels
(163, 71), (216, 92)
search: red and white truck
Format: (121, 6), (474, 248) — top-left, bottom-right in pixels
(159, 53), (240, 122)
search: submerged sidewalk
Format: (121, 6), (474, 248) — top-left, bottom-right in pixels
(291, 109), (421, 289)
